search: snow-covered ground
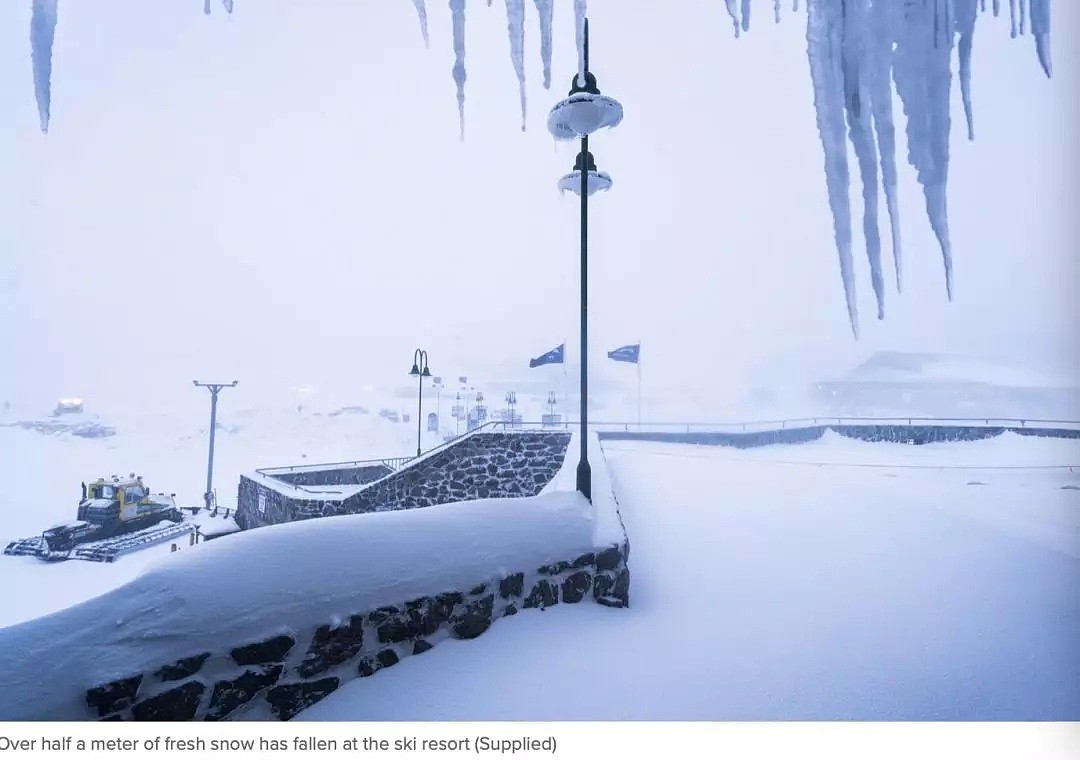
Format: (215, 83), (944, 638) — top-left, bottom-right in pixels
(0, 397), (454, 628)
(301, 432), (1080, 720)
(1, 412), (1077, 719)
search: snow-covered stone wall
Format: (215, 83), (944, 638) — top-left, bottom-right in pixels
(236, 432), (572, 530)
(598, 423), (1080, 448)
(0, 432), (628, 721)
(80, 543), (629, 721)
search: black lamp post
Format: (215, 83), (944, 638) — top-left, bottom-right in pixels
(408, 349), (431, 457)
(547, 17), (622, 502)
(193, 379), (238, 510)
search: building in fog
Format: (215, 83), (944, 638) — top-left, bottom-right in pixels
(811, 352), (1080, 420)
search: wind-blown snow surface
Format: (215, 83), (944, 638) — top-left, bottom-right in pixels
(21, 3), (1055, 335)
(302, 432), (1080, 720)
(0, 489), (598, 721)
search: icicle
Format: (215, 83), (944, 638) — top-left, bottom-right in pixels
(980, 0), (985, 12)
(775, 0), (782, 24)
(724, 1), (741, 38)
(1009, 0), (1018, 37)
(741, 0), (751, 32)
(30, 0), (58, 134)
(412, 0), (430, 48)
(574, 0), (586, 86)
(449, 0), (467, 140)
(868, 0), (903, 293)
(504, 0), (527, 130)
(957, 0), (978, 140)
(794, 0), (800, 12)
(1030, 0), (1052, 77)
(1019, 0), (1027, 35)
(807, 0), (859, 337)
(204, 0), (211, 12)
(533, 0), (554, 89)
(993, 0), (1001, 16)
(841, 0), (885, 320)
(205, 0), (233, 13)
(893, 0), (955, 299)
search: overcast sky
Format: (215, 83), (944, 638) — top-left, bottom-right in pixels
(1, 1), (1076, 414)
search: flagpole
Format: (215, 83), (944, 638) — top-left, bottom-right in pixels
(637, 340), (642, 429)
(563, 336), (569, 429)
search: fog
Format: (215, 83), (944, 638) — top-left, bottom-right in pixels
(2, 1), (1077, 419)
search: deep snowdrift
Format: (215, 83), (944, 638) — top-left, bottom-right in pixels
(304, 432), (1080, 720)
(0, 484), (604, 720)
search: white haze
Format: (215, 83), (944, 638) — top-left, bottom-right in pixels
(1, 1), (1077, 422)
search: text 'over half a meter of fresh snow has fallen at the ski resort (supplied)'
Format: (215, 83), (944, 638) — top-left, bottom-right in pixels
(0, 734), (559, 756)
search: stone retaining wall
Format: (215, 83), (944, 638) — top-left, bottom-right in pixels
(236, 432), (571, 530)
(84, 540), (629, 721)
(598, 424), (1080, 448)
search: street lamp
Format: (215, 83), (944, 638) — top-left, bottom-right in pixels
(547, 17), (622, 502)
(505, 391), (517, 428)
(192, 380), (238, 510)
(408, 349), (432, 457)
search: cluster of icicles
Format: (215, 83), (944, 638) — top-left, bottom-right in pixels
(29, 1), (1053, 338)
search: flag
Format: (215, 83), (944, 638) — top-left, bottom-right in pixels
(529, 343), (565, 368)
(607, 343), (640, 364)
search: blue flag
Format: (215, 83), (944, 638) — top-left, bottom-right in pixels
(529, 343), (565, 368)
(607, 343), (640, 364)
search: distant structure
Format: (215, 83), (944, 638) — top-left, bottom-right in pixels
(52, 398), (84, 416)
(813, 352), (1080, 420)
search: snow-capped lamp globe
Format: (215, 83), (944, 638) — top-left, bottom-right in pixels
(557, 149), (612, 197)
(546, 21), (623, 141)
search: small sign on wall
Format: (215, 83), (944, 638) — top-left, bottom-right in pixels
(257, 492), (267, 515)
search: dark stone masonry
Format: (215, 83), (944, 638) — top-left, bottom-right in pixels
(84, 542), (630, 722)
(72, 428), (633, 722)
(597, 423), (1080, 449)
(236, 432), (572, 530)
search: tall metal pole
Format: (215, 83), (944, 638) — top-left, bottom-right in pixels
(193, 380), (237, 509)
(207, 388), (219, 498)
(575, 19), (592, 501)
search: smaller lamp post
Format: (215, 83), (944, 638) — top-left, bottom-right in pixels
(408, 349), (432, 457)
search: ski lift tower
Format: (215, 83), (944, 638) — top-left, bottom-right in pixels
(193, 380), (238, 510)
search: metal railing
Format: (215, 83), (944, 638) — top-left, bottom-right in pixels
(250, 416), (1079, 481)
(487, 417), (1080, 434)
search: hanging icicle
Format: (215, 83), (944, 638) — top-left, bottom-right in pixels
(573, 0), (587, 87)
(533, 0), (554, 89)
(30, 0), (58, 134)
(504, 0), (527, 130)
(449, 0), (467, 140)
(412, 0), (430, 48)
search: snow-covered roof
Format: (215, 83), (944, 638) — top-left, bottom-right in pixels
(829, 352), (1072, 389)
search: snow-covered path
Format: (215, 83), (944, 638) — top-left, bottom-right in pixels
(302, 435), (1080, 720)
